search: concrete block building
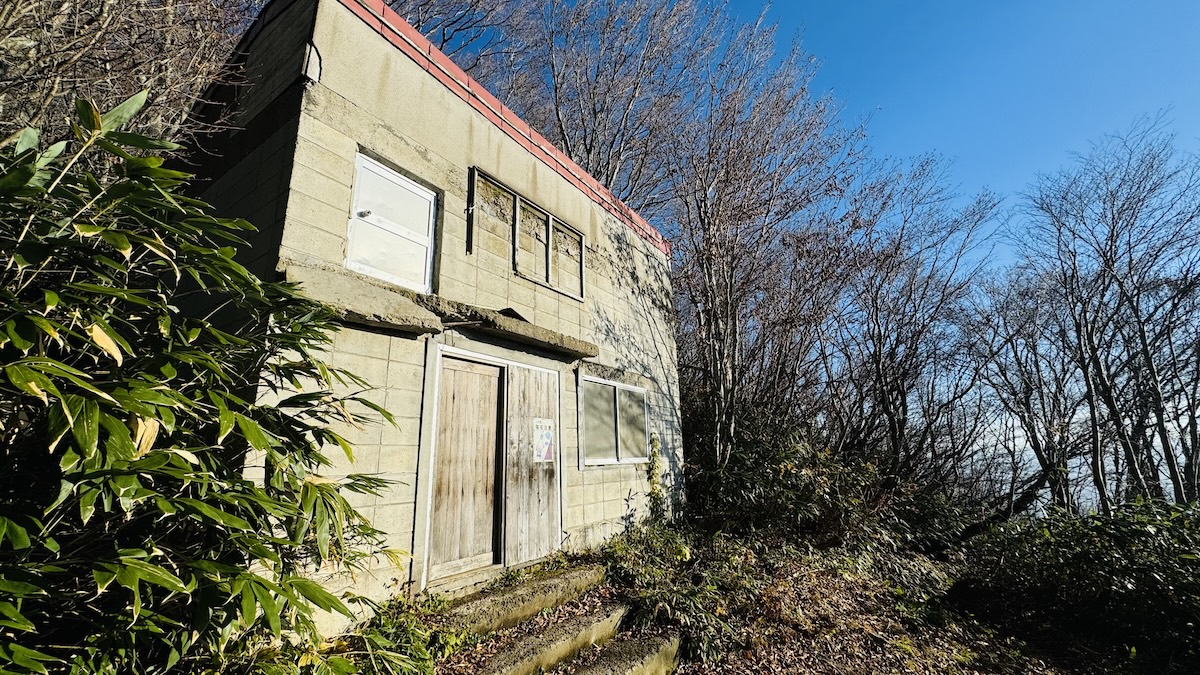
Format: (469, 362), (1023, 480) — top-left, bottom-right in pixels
(195, 0), (682, 601)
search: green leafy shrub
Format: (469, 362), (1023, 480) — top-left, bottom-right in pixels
(0, 93), (394, 672)
(954, 501), (1200, 671)
(879, 487), (982, 555)
(604, 524), (770, 661)
(342, 596), (439, 675)
(685, 412), (882, 542)
(604, 524), (694, 591)
(322, 593), (480, 674)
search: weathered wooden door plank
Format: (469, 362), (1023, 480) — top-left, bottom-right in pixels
(430, 357), (502, 579)
(504, 367), (560, 565)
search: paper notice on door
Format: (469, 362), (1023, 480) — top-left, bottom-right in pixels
(532, 418), (555, 463)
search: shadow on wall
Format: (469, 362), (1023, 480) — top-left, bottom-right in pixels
(590, 216), (683, 512)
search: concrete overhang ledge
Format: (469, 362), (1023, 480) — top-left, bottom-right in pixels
(411, 294), (600, 360)
(282, 260), (599, 359)
(282, 260), (443, 334)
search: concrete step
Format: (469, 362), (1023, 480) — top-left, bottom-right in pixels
(475, 604), (628, 675)
(438, 566), (607, 636)
(567, 633), (682, 675)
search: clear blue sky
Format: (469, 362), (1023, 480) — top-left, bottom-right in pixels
(728, 1), (1200, 204)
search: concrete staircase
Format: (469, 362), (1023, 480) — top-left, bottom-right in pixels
(431, 567), (680, 675)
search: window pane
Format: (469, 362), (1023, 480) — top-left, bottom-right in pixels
(517, 203), (548, 280)
(347, 219), (430, 289)
(552, 224), (583, 297)
(618, 388), (648, 460)
(356, 164), (433, 240)
(582, 381), (617, 462)
(475, 176), (514, 239)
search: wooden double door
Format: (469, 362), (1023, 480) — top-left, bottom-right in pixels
(428, 355), (560, 580)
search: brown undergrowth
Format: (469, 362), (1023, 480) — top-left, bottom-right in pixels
(345, 524), (1134, 674)
(600, 524), (1125, 674)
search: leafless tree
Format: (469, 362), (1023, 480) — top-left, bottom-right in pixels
(816, 158), (999, 491)
(385, 0), (529, 75)
(669, 20), (863, 470)
(395, 0), (869, 478)
(523, 0), (723, 216)
(1009, 117), (1200, 508)
(0, 0), (263, 145)
(968, 269), (1089, 512)
(390, 0), (721, 217)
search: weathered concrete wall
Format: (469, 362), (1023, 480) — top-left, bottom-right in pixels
(192, 0), (318, 280)
(203, 0), (682, 611)
(197, 120), (298, 282)
(286, 0), (680, 551)
(232, 0), (316, 126)
(315, 325), (428, 606)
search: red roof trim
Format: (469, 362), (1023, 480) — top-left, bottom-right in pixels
(334, 0), (670, 255)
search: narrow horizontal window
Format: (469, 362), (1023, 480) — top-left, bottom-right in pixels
(471, 170), (585, 300)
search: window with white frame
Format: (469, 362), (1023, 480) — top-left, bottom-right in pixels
(345, 154), (436, 293)
(471, 170), (585, 299)
(580, 376), (649, 465)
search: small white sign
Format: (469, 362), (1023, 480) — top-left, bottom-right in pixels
(533, 418), (555, 463)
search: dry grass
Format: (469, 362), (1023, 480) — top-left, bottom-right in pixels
(671, 548), (1115, 675)
(411, 531), (1127, 675)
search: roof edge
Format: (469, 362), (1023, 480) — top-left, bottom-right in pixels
(334, 0), (670, 256)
